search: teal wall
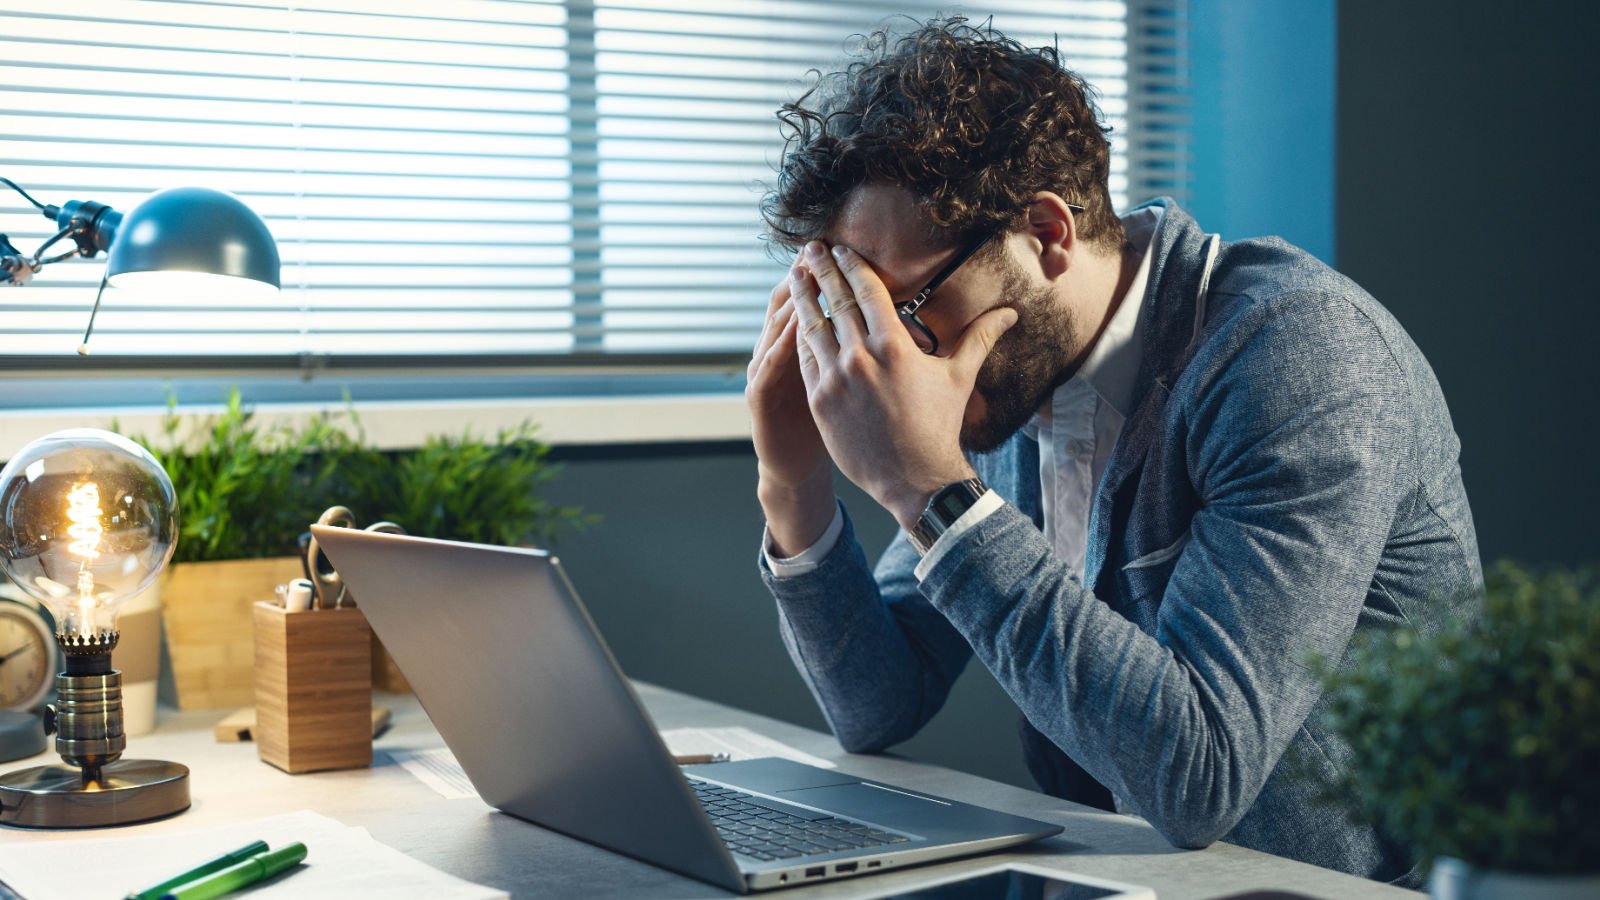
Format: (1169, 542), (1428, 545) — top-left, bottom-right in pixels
(1189, 0), (1336, 263)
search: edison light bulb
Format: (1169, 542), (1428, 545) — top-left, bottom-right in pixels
(0, 429), (177, 641)
(0, 429), (189, 829)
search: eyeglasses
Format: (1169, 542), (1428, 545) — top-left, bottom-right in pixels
(895, 204), (1084, 355)
(895, 233), (993, 356)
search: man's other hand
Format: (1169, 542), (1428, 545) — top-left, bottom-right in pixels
(791, 241), (1016, 531)
(747, 271), (836, 556)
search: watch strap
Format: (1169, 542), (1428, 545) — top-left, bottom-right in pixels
(908, 477), (988, 556)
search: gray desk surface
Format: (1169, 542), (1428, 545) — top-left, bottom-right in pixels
(0, 685), (1413, 899)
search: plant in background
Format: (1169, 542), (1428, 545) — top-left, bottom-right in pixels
(125, 392), (589, 561)
(127, 390), (360, 562)
(355, 423), (593, 548)
(1319, 561), (1599, 876)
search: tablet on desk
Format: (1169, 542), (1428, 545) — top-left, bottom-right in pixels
(873, 862), (1155, 899)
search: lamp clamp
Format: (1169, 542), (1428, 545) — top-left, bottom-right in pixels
(54, 199), (122, 258)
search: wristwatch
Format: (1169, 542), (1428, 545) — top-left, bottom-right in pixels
(908, 477), (989, 556)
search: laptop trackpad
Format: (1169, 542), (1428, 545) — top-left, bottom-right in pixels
(778, 782), (950, 820)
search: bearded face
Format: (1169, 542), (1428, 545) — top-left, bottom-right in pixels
(960, 253), (1085, 453)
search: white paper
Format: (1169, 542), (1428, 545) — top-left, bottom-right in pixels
(0, 810), (506, 900)
(661, 726), (837, 769)
(389, 746), (479, 800)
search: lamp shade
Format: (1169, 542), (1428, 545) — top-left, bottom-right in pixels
(105, 187), (279, 296)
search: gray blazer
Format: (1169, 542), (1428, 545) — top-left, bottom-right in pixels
(761, 199), (1482, 886)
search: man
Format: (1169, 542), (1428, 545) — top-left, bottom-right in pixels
(744, 17), (1481, 887)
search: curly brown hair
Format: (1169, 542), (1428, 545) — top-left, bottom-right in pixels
(762, 17), (1124, 257)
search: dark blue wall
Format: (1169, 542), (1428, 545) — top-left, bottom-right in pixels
(1335, 0), (1600, 565)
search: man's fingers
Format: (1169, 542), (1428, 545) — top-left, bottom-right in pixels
(825, 244), (898, 338)
(792, 310), (821, 392)
(950, 305), (1019, 379)
(802, 242), (869, 344)
(761, 277), (790, 333)
(749, 300), (796, 378)
(751, 280), (792, 364)
(788, 265), (838, 366)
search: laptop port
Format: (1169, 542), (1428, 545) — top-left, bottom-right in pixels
(836, 862), (859, 874)
(866, 861), (881, 868)
(805, 867), (826, 879)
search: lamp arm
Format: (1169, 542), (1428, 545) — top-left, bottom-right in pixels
(1, 176), (122, 286)
(0, 225), (76, 286)
(1, 178), (43, 285)
(31, 224), (80, 263)
(1, 233), (36, 286)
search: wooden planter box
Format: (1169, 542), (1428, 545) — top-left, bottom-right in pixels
(161, 556), (411, 710)
(161, 557), (304, 710)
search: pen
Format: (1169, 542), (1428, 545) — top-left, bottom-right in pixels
(125, 840), (268, 900)
(161, 842), (307, 900)
(672, 753), (730, 765)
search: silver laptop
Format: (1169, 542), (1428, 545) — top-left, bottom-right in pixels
(311, 527), (1063, 893)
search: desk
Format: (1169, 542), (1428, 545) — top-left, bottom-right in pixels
(0, 685), (1414, 899)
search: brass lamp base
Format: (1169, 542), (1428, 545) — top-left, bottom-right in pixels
(0, 759), (189, 828)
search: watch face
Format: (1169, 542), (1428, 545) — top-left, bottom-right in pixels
(0, 605), (55, 711)
(934, 489), (972, 519)
(932, 479), (986, 522)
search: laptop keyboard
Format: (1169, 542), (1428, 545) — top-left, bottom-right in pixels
(690, 779), (912, 862)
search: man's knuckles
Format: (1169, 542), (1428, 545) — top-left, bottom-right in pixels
(800, 315), (834, 341)
(837, 345), (879, 378)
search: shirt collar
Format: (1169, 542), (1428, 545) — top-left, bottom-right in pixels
(1068, 204), (1164, 418)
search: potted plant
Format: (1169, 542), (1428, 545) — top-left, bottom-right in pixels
(1320, 561), (1600, 898)
(123, 391), (336, 709)
(126, 391), (587, 708)
(353, 422), (590, 550)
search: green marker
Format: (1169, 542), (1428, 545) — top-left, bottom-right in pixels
(126, 841), (269, 900)
(161, 843), (307, 900)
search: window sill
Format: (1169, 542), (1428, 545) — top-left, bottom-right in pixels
(0, 393), (753, 458)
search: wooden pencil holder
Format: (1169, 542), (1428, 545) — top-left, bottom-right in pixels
(252, 601), (373, 774)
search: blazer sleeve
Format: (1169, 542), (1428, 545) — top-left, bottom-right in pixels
(917, 292), (1415, 848)
(761, 503), (975, 753)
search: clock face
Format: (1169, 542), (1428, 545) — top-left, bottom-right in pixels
(0, 605), (55, 711)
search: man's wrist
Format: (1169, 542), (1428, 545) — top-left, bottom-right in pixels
(889, 464), (980, 532)
(763, 502), (844, 577)
(906, 476), (990, 556)
(758, 467), (836, 557)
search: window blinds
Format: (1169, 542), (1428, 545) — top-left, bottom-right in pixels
(1127, 0), (1192, 206)
(0, 0), (1145, 371)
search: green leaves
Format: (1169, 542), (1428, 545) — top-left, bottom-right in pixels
(355, 423), (594, 549)
(1318, 561), (1600, 874)
(126, 390), (590, 563)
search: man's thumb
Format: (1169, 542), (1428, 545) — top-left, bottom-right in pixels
(951, 306), (1018, 373)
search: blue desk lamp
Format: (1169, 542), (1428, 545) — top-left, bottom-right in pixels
(0, 179), (280, 353)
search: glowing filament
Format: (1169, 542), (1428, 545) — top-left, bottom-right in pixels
(67, 482), (104, 560)
(66, 481), (104, 637)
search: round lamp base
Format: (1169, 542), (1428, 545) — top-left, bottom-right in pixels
(0, 759), (190, 828)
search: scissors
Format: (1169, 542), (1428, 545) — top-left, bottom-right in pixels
(300, 506), (407, 609)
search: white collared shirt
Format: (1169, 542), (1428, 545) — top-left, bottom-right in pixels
(1006, 205), (1162, 579)
(767, 206), (1165, 580)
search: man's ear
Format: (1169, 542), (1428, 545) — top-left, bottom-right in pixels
(1023, 192), (1077, 281)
